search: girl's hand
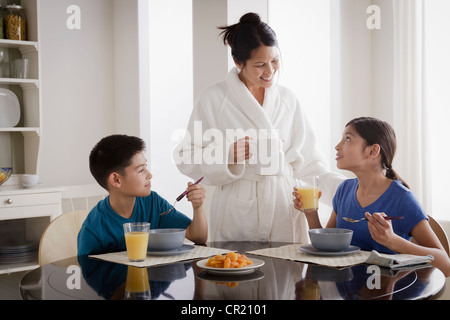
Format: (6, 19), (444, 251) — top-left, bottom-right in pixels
(186, 182), (206, 210)
(292, 187), (303, 211)
(366, 212), (399, 248)
(292, 187), (322, 212)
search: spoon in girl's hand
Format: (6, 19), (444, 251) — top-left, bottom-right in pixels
(343, 216), (404, 223)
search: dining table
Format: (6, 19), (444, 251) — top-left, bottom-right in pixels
(20, 241), (446, 306)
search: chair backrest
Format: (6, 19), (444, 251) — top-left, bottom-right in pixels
(412, 215), (450, 257)
(428, 215), (450, 257)
(38, 210), (89, 266)
(61, 184), (107, 213)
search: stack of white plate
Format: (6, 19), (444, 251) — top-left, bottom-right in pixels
(0, 238), (38, 264)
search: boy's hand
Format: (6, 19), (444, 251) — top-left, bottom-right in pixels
(186, 182), (206, 210)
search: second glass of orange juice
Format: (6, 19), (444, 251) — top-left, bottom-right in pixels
(296, 176), (319, 212)
(123, 222), (150, 262)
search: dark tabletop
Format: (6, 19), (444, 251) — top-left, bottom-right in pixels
(20, 241), (446, 300)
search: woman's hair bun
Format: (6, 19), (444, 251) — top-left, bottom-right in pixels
(239, 12), (261, 24)
(218, 12), (277, 64)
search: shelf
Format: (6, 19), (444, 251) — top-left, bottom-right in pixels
(0, 39), (38, 53)
(0, 0), (43, 276)
(0, 258), (38, 275)
(0, 128), (40, 136)
(0, 78), (39, 89)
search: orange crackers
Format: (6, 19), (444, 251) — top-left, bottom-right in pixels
(206, 252), (253, 269)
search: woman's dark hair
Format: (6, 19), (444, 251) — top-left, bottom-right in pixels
(218, 12), (278, 65)
(89, 134), (146, 190)
(346, 117), (410, 189)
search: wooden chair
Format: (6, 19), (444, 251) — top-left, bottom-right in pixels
(428, 215), (450, 257)
(61, 184), (106, 213)
(38, 184), (107, 266)
(412, 215), (450, 257)
(38, 210), (89, 266)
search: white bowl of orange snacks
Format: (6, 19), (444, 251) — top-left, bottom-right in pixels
(197, 252), (265, 275)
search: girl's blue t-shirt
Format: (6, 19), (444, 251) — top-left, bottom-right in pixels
(333, 179), (427, 254)
(77, 191), (192, 256)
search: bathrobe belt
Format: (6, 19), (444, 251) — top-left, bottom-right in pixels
(239, 162), (293, 182)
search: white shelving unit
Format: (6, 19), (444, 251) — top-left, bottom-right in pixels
(0, 184), (62, 275)
(0, 0), (61, 275)
(0, 0), (40, 174)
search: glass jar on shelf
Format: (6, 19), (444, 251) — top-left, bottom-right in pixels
(0, 5), (5, 39)
(4, 4), (26, 41)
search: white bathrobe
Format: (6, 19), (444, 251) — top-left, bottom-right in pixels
(173, 67), (344, 243)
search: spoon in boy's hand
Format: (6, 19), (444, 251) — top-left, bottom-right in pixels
(160, 177), (204, 216)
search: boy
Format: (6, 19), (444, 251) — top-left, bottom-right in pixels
(77, 134), (208, 256)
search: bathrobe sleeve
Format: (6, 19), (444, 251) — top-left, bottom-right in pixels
(282, 87), (344, 206)
(173, 82), (245, 186)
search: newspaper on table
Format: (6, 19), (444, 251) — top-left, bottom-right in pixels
(365, 250), (434, 269)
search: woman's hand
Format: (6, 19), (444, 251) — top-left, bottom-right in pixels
(229, 137), (253, 163)
(366, 212), (400, 248)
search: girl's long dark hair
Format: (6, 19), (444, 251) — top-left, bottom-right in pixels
(346, 117), (410, 189)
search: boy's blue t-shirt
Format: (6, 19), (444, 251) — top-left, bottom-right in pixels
(333, 178), (428, 254)
(77, 191), (192, 256)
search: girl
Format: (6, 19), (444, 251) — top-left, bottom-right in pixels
(293, 117), (450, 276)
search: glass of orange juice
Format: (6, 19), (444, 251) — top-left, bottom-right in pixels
(123, 222), (150, 262)
(296, 176), (319, 212)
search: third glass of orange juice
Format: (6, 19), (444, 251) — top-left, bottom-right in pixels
(123, 222), (150, 262)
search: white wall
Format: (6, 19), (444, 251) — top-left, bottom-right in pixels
(371, 0), (394, 123)
(38, 0), (147, 187)
(331, 0), (372, 148)
(148, 0), (194, 216)
(192, 0), (228, 98)
(38, 0), (115, 186)
(113, 0), (140, 137)
(270, 0), (332, 170)
(425, 0), (450, 221)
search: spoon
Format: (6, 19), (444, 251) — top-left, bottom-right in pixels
(160, 177), (204, 216)
(343, 216), (404, 223)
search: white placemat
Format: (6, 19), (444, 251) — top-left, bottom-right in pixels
(247, 243), (372, 268)
(89, 245), (232, 268)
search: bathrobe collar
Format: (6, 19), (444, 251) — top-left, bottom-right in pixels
(226, 67), (280, 137)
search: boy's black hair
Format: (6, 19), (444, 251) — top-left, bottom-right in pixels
(89, 134), (146, 190)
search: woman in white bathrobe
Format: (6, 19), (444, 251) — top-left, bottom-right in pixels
(173, 13), (344, 243)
